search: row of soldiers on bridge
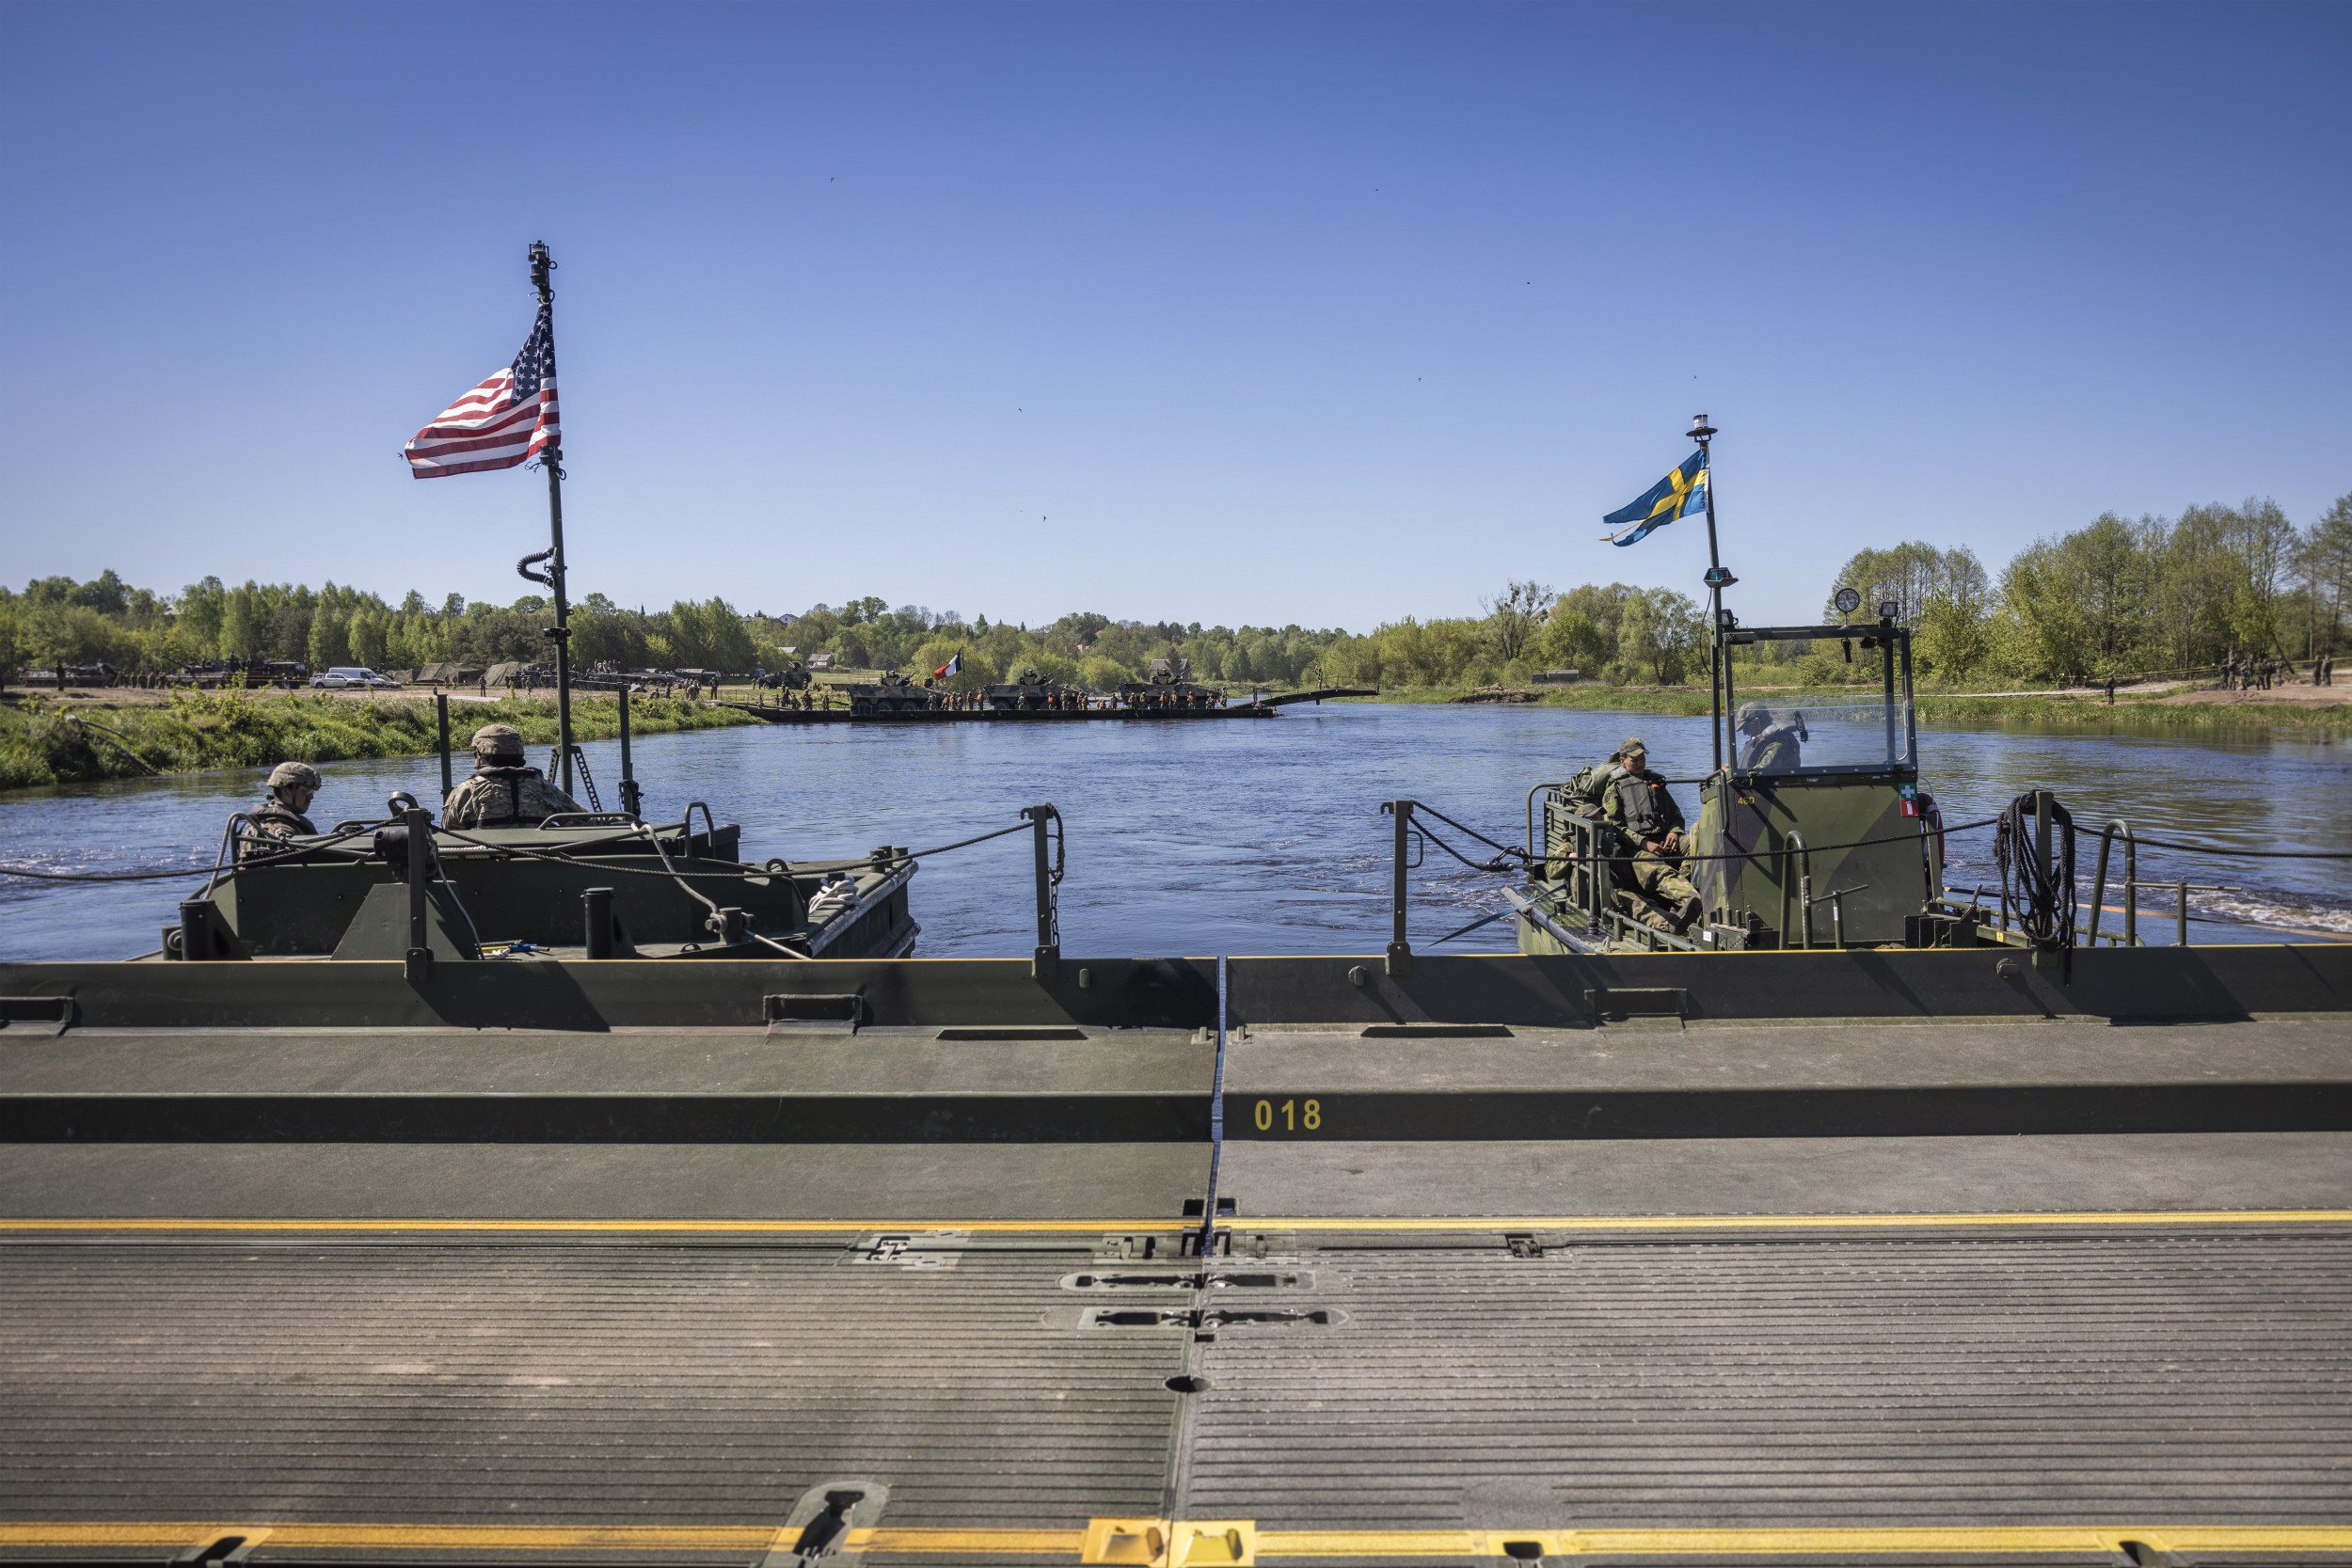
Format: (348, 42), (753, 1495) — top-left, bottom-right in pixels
(241, 724), (585, 858)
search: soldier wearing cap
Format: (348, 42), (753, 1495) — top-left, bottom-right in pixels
(242, 762), (323, 859)
(1733, 701), (1804, 774)
(1602, 737), (1705, 934)
(440, 724), (583, 830)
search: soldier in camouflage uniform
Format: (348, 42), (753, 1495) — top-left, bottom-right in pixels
(241, 762), (323, 860)
(440, 724), (583, 829)
(1733, 701), (1804, 773)
(1602, 737), (1705, 934)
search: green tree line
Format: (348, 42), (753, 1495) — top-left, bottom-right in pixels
(4, 490), (2344, 693)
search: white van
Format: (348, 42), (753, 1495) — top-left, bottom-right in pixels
(310, 667), (399, 689)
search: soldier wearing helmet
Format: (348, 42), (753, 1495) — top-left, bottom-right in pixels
(439, 724), (583, 830)
(242, 761), (323, 860)
(1733, 701), (1804, 774)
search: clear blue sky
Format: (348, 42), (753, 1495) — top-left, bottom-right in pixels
(3, 2), (2344, 630)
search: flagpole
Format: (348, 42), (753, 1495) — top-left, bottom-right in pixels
(1689, 414), (1726, 772)
(529, 241), (574, 799)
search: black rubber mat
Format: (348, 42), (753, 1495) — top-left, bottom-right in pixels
(1176, 1230), (2352, 1531)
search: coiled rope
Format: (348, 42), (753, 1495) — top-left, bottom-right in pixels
(1993, 793), (2078, 981)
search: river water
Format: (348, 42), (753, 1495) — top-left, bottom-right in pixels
(4, 703), (2346, 959)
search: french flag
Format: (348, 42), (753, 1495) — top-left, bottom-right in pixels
(933, 653), (962, 679)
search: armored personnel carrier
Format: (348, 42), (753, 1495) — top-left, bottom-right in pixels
(1117, 666), (1223, 710)
(756, 659), (813, 691)
(983, 666), (1084, 711)
(845, 670), (939, 716)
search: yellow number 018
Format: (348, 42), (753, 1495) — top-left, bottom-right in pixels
(1251, 1099), (1322, 1132)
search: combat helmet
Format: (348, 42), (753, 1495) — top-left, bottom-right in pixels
(469, 723), (527, 758)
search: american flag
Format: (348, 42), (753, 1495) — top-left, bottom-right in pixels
(403, 304), (559, 478)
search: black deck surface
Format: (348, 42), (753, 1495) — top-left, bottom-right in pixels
(3, 1221), (2347, 1564)
(1, 1232), (1185, 1564)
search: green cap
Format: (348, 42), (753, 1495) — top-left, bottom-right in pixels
(1618, 736), (1647, 757)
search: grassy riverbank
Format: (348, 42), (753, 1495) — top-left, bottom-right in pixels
(0, 689), (758, 790)
(1355, 685), (2352, 736)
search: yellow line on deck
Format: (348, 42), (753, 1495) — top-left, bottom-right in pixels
(2, 1209), (2346, 1236)
(5, 1522), (2349, 1560)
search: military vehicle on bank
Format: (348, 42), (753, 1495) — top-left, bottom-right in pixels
(755, 660), (813, 692)
(982, 666), (1084, 711)
(846, 669), (940, 716)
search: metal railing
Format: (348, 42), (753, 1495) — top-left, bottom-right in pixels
(2084, 818), (2193, 947)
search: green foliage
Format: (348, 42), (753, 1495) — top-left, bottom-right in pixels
(12, 493), (2346, 706)
(0, 690), (755, 791)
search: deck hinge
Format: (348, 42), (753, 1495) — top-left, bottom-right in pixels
(1171, 1520), (1257, 1565)
(1082, 1517), (1170, 1565)
(1505, 1232), (1545, 1259)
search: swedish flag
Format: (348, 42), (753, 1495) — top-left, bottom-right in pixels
(1600, 450), (1708, 546)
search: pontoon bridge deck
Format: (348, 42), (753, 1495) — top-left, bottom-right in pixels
(2, 947), (2347, 1566)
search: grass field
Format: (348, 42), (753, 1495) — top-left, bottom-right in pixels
(0, 689), (758, 791)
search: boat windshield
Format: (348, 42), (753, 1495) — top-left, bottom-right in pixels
(1730, 698), (1913, 775)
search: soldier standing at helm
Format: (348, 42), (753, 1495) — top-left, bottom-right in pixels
(1733, 701), (1804, 773)
(1602, 737), (1706, 935)
(242, 762), (323, 859)
(441, 724), (583, 829)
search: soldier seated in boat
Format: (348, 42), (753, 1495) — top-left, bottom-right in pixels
(1603, 737), (1705, 934)
(241, 762), (322, 859)
(1566, 748), (1624, 819)
(440, 724), (583, 830)
(1733, 700), (1804, 774)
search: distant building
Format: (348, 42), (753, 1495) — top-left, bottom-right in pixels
(1534, 669), (1582, 684)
